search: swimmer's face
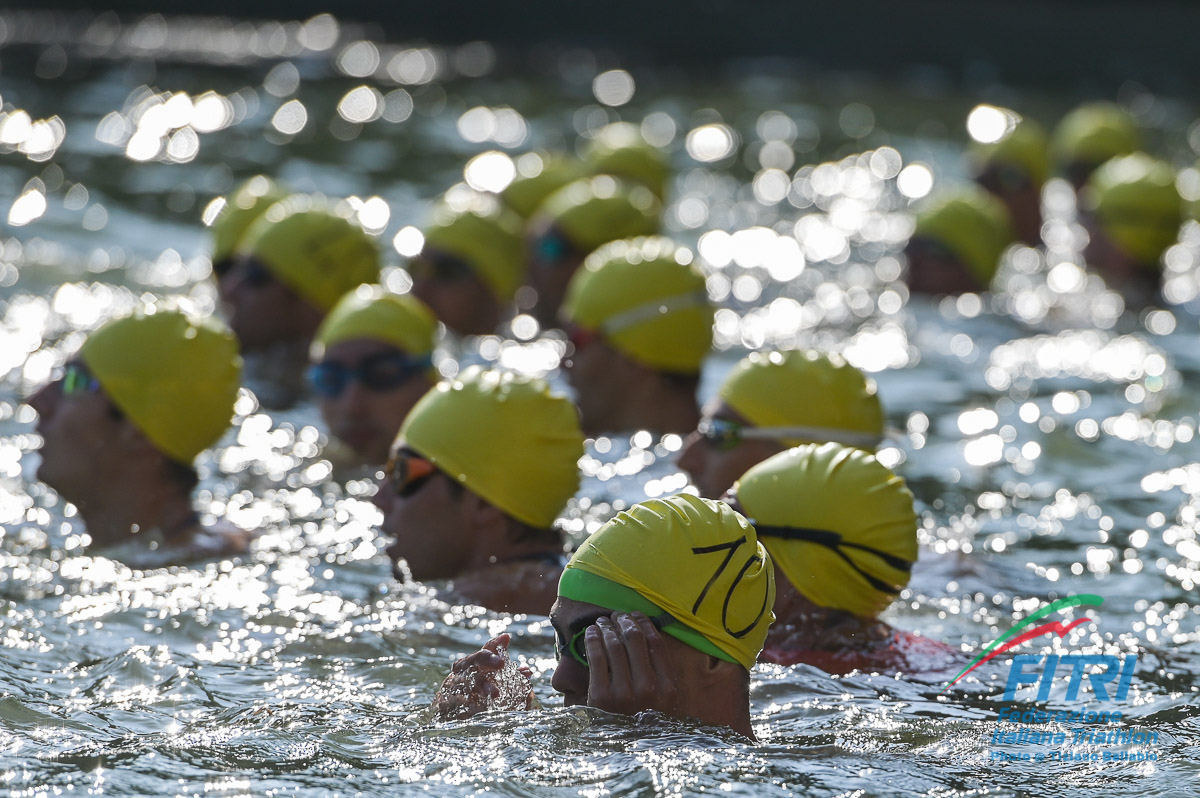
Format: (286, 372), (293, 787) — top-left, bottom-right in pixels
(562, 332), (635, 436)
(547, 596), (610, 707)
(374, 447), (476, 581)
(903, 239), (982, 297)
(525, 218), (585, 329)
(409, 249), (500, 337)
(677, 403), (784, 499)
(218, 255), (320, 351)
(28, 362), (129, 503)
(313, 339), (431, 466)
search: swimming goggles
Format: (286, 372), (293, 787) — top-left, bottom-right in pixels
(531, 226), (580, 267)
(60, 362), (101, 397)
(407, 251), (477, 283)
(554, 612), (676, 668)
(307, 352), (432, 399)
(752, 523), (912, 594)
(216, 255), (276, 288)
(696, 417), (881, 452)
(381, 449), (439, 498)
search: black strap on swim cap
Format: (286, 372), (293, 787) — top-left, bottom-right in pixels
(752, 523), (912, 595)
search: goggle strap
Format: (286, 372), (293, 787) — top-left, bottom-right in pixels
(598, 290), (711, 337)
(735, 424), (882, 449)
(753, 523), (911, 594)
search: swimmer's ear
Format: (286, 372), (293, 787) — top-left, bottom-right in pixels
(700, 654), (743, 686)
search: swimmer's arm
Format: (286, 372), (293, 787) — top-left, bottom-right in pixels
(432, 633), (535, 721)
(584, 612), (679, 717)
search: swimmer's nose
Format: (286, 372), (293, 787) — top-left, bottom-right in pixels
(550, 658), (588, 707)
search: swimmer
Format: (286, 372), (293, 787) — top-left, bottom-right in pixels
(309, 287), (438, 468)
(500, 152), (581, 219)
(1080, 152), (1182, 307)
(678, 350), (884, 499)
(582, 122), (671, 200)
(408, 191), (524, 337)
(218, 195), (381, 408)
(28, 308), (249, 565)
(1050, 102), (1140, 191)
(968, 109), (1049, 245)
(732, 443), (957, 675)
(374, 367), (584, 615)
(560, 236), (712, 436)
(205, 175), (289, 277)
(905, 186), (1014, 296)
(525, 176), (661, 328)
(434, 494), (774, 739)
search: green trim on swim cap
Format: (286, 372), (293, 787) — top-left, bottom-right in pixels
(558, 569), (736, 665)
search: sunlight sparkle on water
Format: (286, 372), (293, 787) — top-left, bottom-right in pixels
(957, 408), (998, 436)
(966, 104), (1019, 144)
(593, 69), (635, 106)
(337, 86), (383, 124)
(686, 123), (737, 163)
(8, 188), (46, 226)
(271, 100), (308, 135)
(464, 150), (516, 193)
(896, 164), (934, 200)
(393, 226), (424, 257)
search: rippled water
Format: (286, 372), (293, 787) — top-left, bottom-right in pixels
(1, 11), (1198, 797)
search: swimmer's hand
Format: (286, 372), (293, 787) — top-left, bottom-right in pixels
(433, 633), (535, 721)
(584, 612), (679, 717)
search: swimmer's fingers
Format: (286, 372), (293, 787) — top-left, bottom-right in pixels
(629, 612), (676, 702)
(618, 612), (677, 711)
(434, 635), (514, 719)
(434, 665), (501, 719)
(587, 612), (673, 716)
(449, 634), (510, 675)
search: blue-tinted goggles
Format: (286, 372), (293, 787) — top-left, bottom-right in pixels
(307, 352), (432, 398)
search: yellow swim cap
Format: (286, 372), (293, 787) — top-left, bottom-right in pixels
(208, 176), (290, 266)
(79, 308), (242, 464)
(1051, 102), (1139, 172)
(1083, 152), (1182, 269)
(501, 153), (582, 219)
(561, 236), (713, 375)
(561, 493), (775, 670)
(911, 187), (1014, 286)
(583, 122), (671, 200)
(421, 193), (525, 301)
(397, 366), (583, 529)
(970, 114), (1050, 188)
(312, 286), (437, 360)
(237, 196), (381, 312)
(735, 443), (917, 619)
(718, 350), (884, 450)
(536, 176), (661, 256)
